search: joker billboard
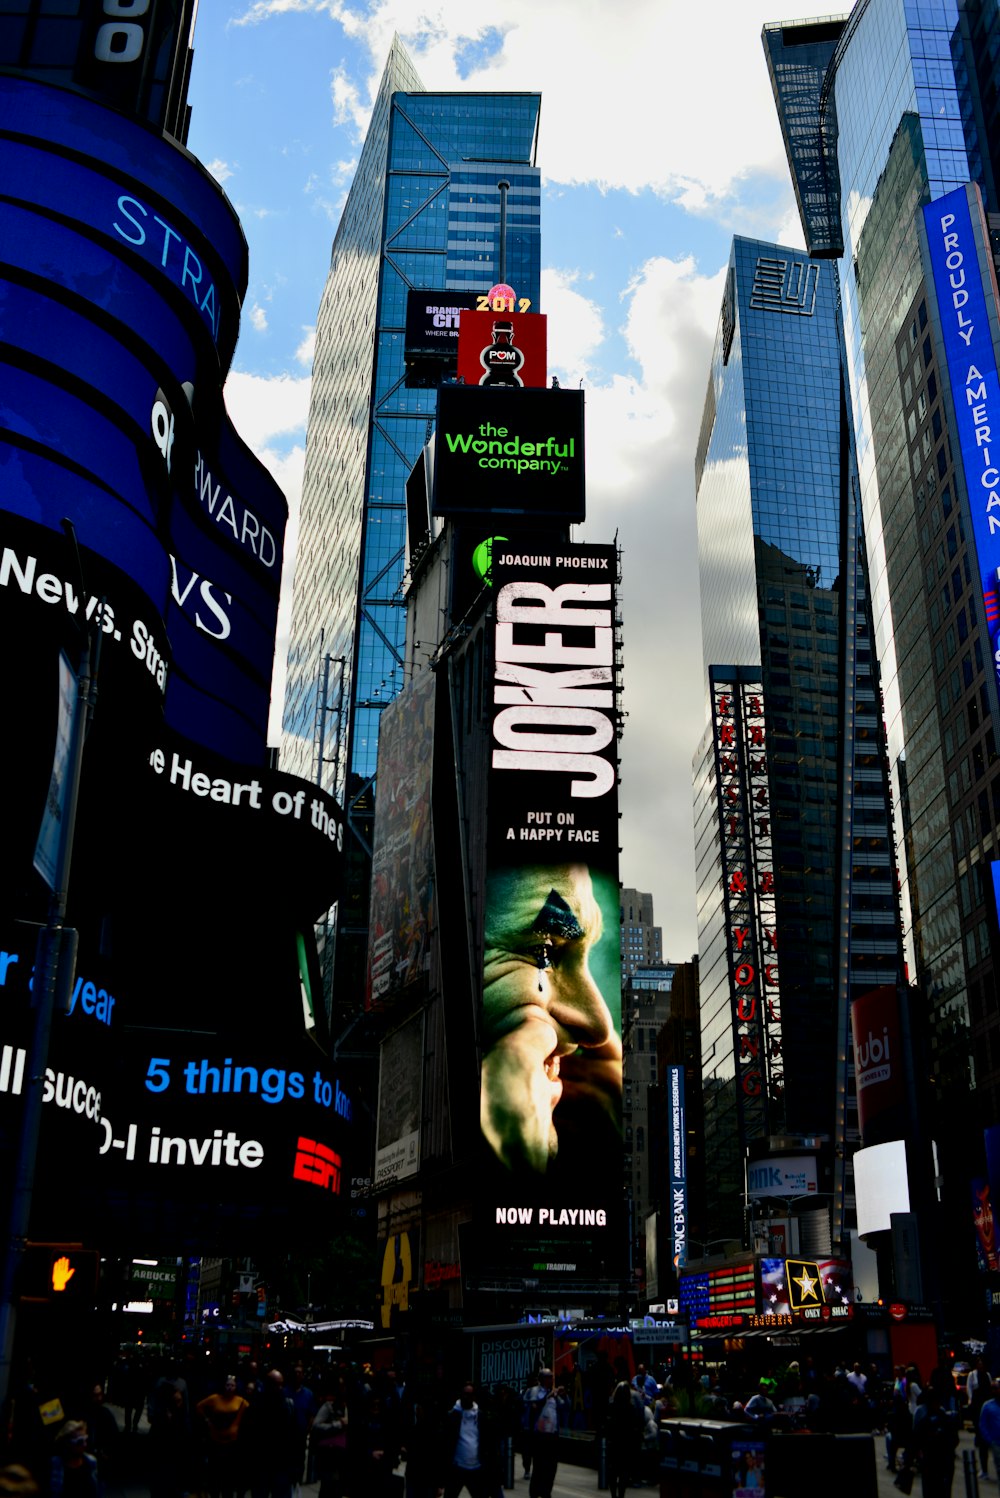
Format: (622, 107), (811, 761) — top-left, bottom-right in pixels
(478, 544), (622, 1283)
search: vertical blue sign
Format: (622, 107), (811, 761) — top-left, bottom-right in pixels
(923, 186), (1000, 689)
(667, 1064), (687, 1269)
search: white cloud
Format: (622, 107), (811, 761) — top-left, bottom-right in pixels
(249, 303), (269, 332)
(575, 253), (725, 954)
(541, 267), (605, 386)
(239, 0), (836, 218)
(295, 326), (317, 366)
(207, 157), (235, 184)
(224, 369), (311, 447)
(330, 62), (366, 131)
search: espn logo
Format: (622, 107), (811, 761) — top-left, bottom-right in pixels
(292, 1137), (342, 1194)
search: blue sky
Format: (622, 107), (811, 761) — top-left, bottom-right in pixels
(185, 0), (842, 958)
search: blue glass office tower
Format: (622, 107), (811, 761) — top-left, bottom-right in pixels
(282, 40), (541, 801)
(281, 39), (540, 1007)
(281, 38), (541, 1006)
(766, 3), (1000, 1326)
(694, 237), (903, 1251)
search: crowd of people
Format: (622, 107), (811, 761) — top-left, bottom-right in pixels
(0, 1345), (992, 1498)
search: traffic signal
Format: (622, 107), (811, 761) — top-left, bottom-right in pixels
(19, 1244), (99, 1303)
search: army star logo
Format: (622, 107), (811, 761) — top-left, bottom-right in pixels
(793, 1266), (819, 1301)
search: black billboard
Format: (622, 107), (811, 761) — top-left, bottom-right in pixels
(403, 288), (480, 387)
(477, 544), (622, 1285)
(433, 386), (585, 523)
(405, 289), (482, 352)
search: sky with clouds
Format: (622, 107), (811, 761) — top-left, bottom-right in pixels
(186, 0), (842, 961)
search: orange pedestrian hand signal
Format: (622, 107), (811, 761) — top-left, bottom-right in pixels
(51, 1255), (76, 1293)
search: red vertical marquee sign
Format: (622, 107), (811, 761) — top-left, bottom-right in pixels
(710, 674), (783, 1139)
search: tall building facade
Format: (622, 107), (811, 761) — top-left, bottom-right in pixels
(693, 236), (904, 1252)
(281, 40), (541, 1007)
(766, 0), (1000, 1327)
(620, 888), (663, 977)
(623, 960), (675, 1291)
(282, 41), (541, 799)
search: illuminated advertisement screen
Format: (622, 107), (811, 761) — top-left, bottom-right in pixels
(0, 520), (346, 1248)
(433, 386), (585, 522)
(850, 984), (905, 1141)
(366, 675), (436, 1009)
(679, 1271), (710, 1321)
(404, 289), (481, 350)
(666, 1066), (688, 1269)
(759, 1257), (854, 1315)
(0, 78), (285, 762)
(709, 675), (782, 1135)
(457, 309), (548, 389)
(0, 909), (352, 1247)
(478, 545), (621, 1282)
(923, 185), (1000, 696)
(972, 1175), (1000, 1271)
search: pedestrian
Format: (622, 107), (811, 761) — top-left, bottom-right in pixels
(240, 1370), (299, 1498)
(968, 1357), (994, 1480)
(887, 1366), (911, 1473)
(605, 1381), (643, 1498)
(630, 1364), (658, 1403)
(521, 1370), (551, 1479)
(80, 1385), (120, 1479)
(439, 1384), (498, 1498)
(978, 1380), (1000, 1484)
(354, 1394), (400, 1498)
(911, 1381), (959, 1498)
(48, 1423), (99, 1498)
(287, 1362), (318, 1485)
(526, 1370), (566, 1498)
(400, 1396), (440, 1498)
(310, 1380), (349, 1498)
(196, 1374), (249, 1498)
(149, 1387), (197, 1498)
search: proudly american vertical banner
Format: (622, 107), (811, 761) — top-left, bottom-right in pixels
(479, 543), (623, 1285)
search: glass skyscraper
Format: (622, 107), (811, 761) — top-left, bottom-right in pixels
(766, 3), (1000, 1322)
(282, 40), (541, 808)
(280, 39), (541, 1007)
(694, 237), (903, 1249)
